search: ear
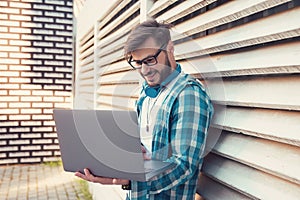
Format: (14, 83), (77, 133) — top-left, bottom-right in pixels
(166, 40), (174, 54)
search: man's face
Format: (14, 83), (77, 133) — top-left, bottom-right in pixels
(131, 38), (172, 87)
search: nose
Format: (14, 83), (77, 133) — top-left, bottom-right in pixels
(140, 62), (150, 75)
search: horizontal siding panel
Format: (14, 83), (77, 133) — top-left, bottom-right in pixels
(97, 70), (139, 84)
(97, 1), (140, 40)
(98, 61), (131, 75)
(79, 27), (94, 47)
(97, 84), (140, 98)
(197, 173), (252, 200)
(97, 35), (128, 58)
(98, 0), (131, 30)
(212, 132), (300, 184)
(174, 6), (300, 59)
(96, 95), (136, 110)
(148, 0), (178, 16)
(97, 48), (124, 67)
(206, 75), (300, 110)
(179, 41), (300, 77)
(212, 106), (300, 146)
(155, 0), (217, 23)
(79, 44), (94, 60)
(171, 0), (291, 40)
(202, 153), (300, 200)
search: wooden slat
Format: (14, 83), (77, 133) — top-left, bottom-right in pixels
(171, 0), (292, 41)
(79, 44), (94, 60)
(212, 106), (300, 146)
(79, 27), (94, 46)
(97, 48), (125, 67)
(155, 0), (217, 23)
(97, 84), (140, 98)
(98, 1), (140, 40)
(179, 41), (300, 77)
(206, 75), (300, 110)
(148, 0), (178, 16)
(202, 153), (300, 200)
(96, 95), (136, 110)
(97, 61), (131, 76)
(197, 173), (252, 200)
(97, 70), (140, 84)
(212, 132), (300, 184)
(97, 0), (131, 30)
(174, 6), (300, 59)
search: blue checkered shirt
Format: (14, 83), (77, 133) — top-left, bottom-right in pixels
(129, 67), (213, 200)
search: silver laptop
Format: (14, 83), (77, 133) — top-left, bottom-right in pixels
(53, 109), (175, 182)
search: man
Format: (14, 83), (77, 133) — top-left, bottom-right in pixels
(75, 19), (213, 199)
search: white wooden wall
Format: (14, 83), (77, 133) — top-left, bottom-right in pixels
(75, 0), (300, 199)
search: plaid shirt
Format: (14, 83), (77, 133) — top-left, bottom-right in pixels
(130, 66), (213, 200)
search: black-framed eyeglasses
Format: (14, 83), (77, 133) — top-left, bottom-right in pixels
(127, 44), (165, 70)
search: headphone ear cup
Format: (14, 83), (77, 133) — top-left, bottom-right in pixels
(144, 86), (160, 98)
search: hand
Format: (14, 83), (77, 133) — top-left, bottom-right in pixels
(141, 145), (151, 160)
(75, 168), (129, 185)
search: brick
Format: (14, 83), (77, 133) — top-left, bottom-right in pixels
(0, 14), (8, 20)
(21, 47), (42, 53)
(43, 109), (54, 114)
(0, 133), (18, 139)
(44, 72), (64, 78)
(44, 133), (57, 138)
(32, 114), (53, 120)
(0, 1), (8, 6)
(9, 77), (31, 83)
(20, 108), (41, 114)
(55, 18), (73, 24)
(43, 121), (55, 126)
(0, 32), (20, 39)
(21, 71), (42, 77)
(33, 54), (53, 59)
(1, 8), (20, 14)
(54, 151), (61, 156)
(0, 71), (19, 77)
(0, 121), (19, 127)
(0, 97), (19, 102)
(9, 127), (30, 133)
(9, 28), (32, 34)
(44, 48), (64, 54)
(44, 96), (64, 102)
(44, 24), (65, 30)
(32, 78), (53, 84)
(32, 103), (53, 109)
(66, 13), (73, 19)
(21, 96), (42, 101)
(32, 151), (52, 156)
(21, 133), (41, 138)
(0, 58), (19, 65)
(56, 6), (72, 13)
(54, 91), (71, 96)
(55, 103), (71, 108)
(0, 146), (18, 151)
(0, 52), (8, 57)
(43, 157), (60, 162)
(21, 34), (43, 41)
(32, 90), (53, 96)
(0, 84), (19, 90)
(8, 114), (31, 120)
(21, 22), (43, 28)
(9, 2), (31, 9)
(55, 55), (72, 60)
(21, 9), (42, 16)
(55, 79), (71, 84)
(0, 39), (8, 45)
(9, 102), (31, 108)
(44, 61), (64, 66)
(20, 157), (41, 163)
(9, 152), (30, 157)
(45, 0), (65, 5)
(21, 59), (42, 65)
(9, 90), (31, 95)
(32, 127), (52, 132)
(32, 66), (53, 71)
(9, 65), (31, 71)
(55, 30), (72, 37)
(44, 85), (63, 90)
(20, 145), (41, 151)
(0, 159), (18, 164)
(33, 16), (54, 23)
(10, 14), (31, 21)
(9, 52), (31, 59)
(22, 0), (43, 3)
(21, 84), (42, 90)
(0, 45), (20, 51)
(44, 36), (64, 42)
(33, 4), (54, 10)
(33, 41), (54, 47)
(55, 43), (72, 48)
(33, 29), (54, 35)
(0, 20), (20, 27)
(45, 11), (64, 18)
(9, 139), (30, 145)
(20, 121), (42, 126)
(32, 139), (52, 144)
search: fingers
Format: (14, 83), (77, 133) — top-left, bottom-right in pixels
(74, 168), (129, 185)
